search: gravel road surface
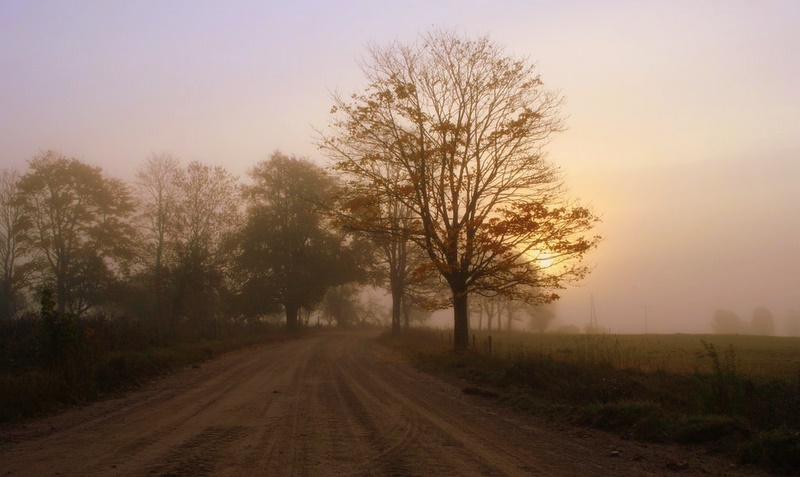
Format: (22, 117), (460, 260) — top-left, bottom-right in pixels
(0, 330), (767, 476)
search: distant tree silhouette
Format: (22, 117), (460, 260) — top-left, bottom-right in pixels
(710, 309), (742, 334)
(749, 306), (775, 336)
(401, 298), (432, 328)
(234, 152), (366, 330)
(554, 324), (580, 334)
(134, 154), (181, 328)
(171, 161), (240, 335)
(501, 299), (525, 331)
(786, 310), (800, 337)
(527, 302), (557, 333)
(321, 284), (361, 327)
(471, 295), (501, 331)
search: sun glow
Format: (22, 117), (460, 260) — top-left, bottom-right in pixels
(537, 252), (553, 269)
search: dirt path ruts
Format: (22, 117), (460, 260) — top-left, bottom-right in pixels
(0, 331), (768, 476)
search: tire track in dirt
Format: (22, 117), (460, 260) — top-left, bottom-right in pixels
(337, 337), (584, 476)
(0, 338), (308, 476)
(101, 345), (289, 476)
(325, 348), (419, 475)
(145, 425), (252, 476)
(331, 334), (554, 476)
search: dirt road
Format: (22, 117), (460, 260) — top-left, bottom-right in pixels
(1, 331), (766, 476)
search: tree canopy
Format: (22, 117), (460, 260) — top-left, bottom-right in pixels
(321, 29), (600, 351)
(233, 152), (367, 329)
(17, 151), (136, 316)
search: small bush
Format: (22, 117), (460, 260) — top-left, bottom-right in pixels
(740, 429), (800, 475)
(699, 340), (743, 415)
(0, 370), (65, 421)
(676, 415), (752, 444)
(580, 401), (671, 441)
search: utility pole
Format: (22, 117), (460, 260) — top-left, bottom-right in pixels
(644, 305), (649, 334)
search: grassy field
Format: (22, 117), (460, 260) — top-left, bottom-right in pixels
(381, 329), (800, 474)
(466, 331), (800, 381)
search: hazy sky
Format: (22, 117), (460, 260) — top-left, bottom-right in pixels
(1, 0), (798, 333)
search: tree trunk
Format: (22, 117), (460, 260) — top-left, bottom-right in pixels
(453, 291), (469, 353)
(0, 286), (9, 320)
(56, 277), (67, 316)
(390, 283), (402, 336)
(402, 297), (410, 330)
(285, 303), (299, 331)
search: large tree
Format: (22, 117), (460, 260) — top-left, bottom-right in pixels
(17, 151), (136, 316)
(134, 153), (181, 324)
(170, 160), (240, 332)
(321, 30), (600, 351)
(235, 152), (365, 330)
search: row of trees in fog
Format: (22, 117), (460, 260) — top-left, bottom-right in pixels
(0, 151), (376, 334)
(711, 307), (800, 336)
(0, 148), (564, 337)
(1, 30), (603, 350)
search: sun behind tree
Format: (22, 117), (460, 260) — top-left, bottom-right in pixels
(321, 28), (600, 352)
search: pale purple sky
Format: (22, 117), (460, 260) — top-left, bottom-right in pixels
(1, 0), (798, 333)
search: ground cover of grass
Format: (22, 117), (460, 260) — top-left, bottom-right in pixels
(380, 329), (800, 475)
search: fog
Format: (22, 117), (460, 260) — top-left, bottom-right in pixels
(554, 152), (800, 334)
(1, 1), (798, 334)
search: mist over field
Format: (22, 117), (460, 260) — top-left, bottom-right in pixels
(554, 152), (800, 334)
(3, 5), (800, 475)
(1, 1), (798, 334)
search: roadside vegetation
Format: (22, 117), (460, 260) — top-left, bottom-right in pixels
(380, 329), (800, 474)
(0, 291), (293, 423)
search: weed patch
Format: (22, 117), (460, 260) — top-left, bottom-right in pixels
(741, 429), (800, 474)
(676, 415), (752, 444)
(581, 401), (671, 441)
